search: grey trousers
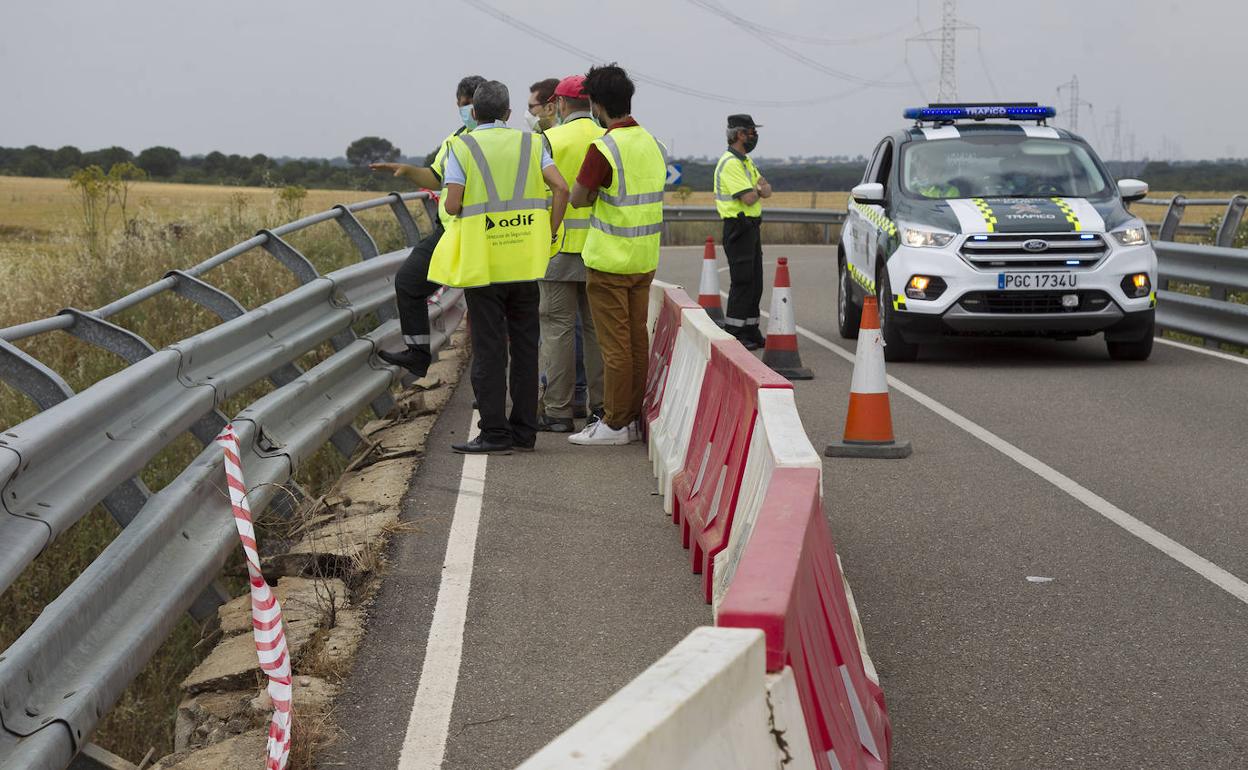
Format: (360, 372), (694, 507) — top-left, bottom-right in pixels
(539, 280), (604, 418)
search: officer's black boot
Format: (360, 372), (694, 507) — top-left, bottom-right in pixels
(378, 346), (432, 378)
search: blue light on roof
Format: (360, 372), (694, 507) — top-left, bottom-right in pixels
(904, 105), (1057, 121)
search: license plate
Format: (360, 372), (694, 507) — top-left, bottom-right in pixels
(998, 272), (1077, 290)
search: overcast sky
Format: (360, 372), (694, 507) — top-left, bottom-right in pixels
(3, 0), (1245, 164)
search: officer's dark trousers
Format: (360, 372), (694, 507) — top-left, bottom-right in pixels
(723, 215), (764, 337)
(394, 223), (444, 352)
(464, 281), (541, 447)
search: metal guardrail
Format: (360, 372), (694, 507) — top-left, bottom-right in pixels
(1133, 194), (1248, 244)
(662, 205), (845, 243)
(0, 191), (466, 769)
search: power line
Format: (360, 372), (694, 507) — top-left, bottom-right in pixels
(721, 15), (917, 46)
(462, 0), (908, 107)
(683, 0), (912, 88)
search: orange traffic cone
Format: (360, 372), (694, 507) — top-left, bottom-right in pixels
(825, 296), (912, 459)
(761, 258), (813, 380)
(697, 236), (724, 325)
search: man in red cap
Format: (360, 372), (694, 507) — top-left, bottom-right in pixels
(534, 75), (607, 433)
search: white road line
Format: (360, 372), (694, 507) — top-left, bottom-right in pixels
(397, 411), (487, 770)
(1156, 336), (1248, 366)
(733, 290), (1248, 606)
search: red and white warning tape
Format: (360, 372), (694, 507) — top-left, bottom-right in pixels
(215, 426), (293, 770)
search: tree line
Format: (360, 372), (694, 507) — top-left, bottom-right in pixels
(3, 140), (1247, 193)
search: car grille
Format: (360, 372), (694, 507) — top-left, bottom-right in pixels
(960, 233), (1108, 270)
(958, 290), (1113, 314)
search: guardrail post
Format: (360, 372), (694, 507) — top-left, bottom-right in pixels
(1158, 194), (1187, 242)
(333, 204), (381, 260)
(387, 192), (424, 247)
(166, 270), (247, 320)
(0, 339), (74, 410)
(1215, 194), (1247, 249)
(258, 230), (320, 285)
(420, 195), (440, 235)
(58, 310), (157, 364)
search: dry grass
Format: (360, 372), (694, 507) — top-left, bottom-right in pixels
(0, 176), (425, 763)
(0, 176), (392, 252)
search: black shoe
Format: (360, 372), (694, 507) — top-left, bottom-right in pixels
(536, 415), (575, 433)
(736, 336), (762, 351)
(585, 408), (605, 427)
(378, 347), (432, 378)
(513, 441), (536, 453)
(452, 435), (513, 455)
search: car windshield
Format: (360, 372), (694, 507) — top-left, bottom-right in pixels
(900, 135), (1111, 199)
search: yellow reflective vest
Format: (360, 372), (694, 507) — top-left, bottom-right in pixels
(428, 128), (552, 288)
(432, 127), (468, 227)
(582, 125), (666, 275)
(544, 116), (605, 255)
(713, 149), (762, 218)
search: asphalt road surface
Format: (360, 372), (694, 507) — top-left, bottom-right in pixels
(328, 244), (1248, 770)
(660, 243), (1248, 769)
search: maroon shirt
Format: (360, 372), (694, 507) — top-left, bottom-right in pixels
(575, 117), (640, 190)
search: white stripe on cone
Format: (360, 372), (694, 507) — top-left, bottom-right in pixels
(766, 283), (796, 337)
(698, 256), (721, 305)
(849, 326), (888, 394)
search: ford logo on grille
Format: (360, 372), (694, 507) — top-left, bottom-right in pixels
(1022, 239), (1050, 253)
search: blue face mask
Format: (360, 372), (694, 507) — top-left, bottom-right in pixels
(459, 105), (477, 130)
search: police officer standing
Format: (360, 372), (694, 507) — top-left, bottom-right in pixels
(428, 80), (569, 454)
(714, 114), (772, 349)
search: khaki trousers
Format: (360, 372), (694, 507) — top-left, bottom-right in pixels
(585, 268), (655, 430)
(539, 280), (604, 418)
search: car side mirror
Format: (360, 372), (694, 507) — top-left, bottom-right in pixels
(1117, 179), (1149, 203)
(852, 182), (886, 204)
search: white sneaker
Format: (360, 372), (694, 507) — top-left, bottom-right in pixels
(568, 420), (630, 446)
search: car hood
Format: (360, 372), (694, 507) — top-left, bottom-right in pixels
(896, 196), (1134, 235)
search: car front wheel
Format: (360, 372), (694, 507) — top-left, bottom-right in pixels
(878, 269), (918, 362)
(838, 254), (862, 339)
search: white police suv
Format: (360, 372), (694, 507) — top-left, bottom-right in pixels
(838, 103), (1157, 361)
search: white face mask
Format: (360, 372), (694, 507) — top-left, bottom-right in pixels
(525, 111), (541, 132)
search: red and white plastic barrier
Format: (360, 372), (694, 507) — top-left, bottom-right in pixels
(520, 279), (890, 769)
(710, 387), (822, 613)
(717, 468), (889, 770)
(647, 279), (891, 767)
(670, 341), (789, 602)
(216, 426), (293, 770)
(645, 285), (733, 511)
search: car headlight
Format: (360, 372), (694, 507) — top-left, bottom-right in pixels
(901, 227), (955, 248)
(1112, 226), (1149, 246)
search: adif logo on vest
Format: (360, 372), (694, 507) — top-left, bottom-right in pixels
(484, 213), (535, 231)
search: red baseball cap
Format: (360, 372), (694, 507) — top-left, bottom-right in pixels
(548, 75), (587, 102)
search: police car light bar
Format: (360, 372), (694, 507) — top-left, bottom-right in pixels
(904, 103), (1057, 123)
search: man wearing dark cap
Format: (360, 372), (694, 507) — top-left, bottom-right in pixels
(714, 114), (772, 349)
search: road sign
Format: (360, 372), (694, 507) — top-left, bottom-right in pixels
(666, 163), (683, 186)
